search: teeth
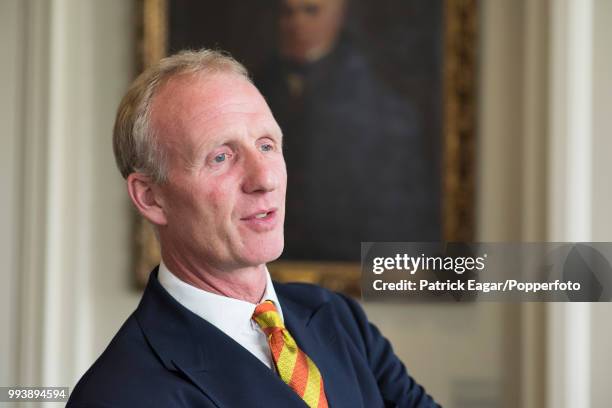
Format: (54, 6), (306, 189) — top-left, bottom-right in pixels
(255, 213), (267, 219)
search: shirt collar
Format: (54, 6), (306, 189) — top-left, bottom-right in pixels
(157, 261), (283, 337)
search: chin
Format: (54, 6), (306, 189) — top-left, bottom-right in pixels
(242, 236), (284, 266)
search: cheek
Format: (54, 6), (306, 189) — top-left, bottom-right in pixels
(204, 183), (235, 219)
(278, 159), (288, 190)
(166, 182), (217, 222)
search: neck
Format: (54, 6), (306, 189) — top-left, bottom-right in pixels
(160, 250), (268, 304)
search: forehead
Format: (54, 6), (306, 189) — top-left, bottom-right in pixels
(151, 72), (264, 127)
(150, 72), (278, 148)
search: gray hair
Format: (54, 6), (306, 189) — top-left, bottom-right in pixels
(112, 49), (251, 183)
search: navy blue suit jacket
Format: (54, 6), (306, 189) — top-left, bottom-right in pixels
(68, 269), (439, 407)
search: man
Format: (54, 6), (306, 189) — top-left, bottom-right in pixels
(68, 49), (439, 407)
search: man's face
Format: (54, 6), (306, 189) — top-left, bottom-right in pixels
(150, 73), (287, 271)
(279, 0), (346, 62)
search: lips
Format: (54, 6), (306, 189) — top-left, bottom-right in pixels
(241, 208), (277, 221)
(240, 208), (279, 232)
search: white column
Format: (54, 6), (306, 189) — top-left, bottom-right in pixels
(3, 0), (97, 389)
(16, 0), (53, 388)
(41, 0), (95, 386)
(590, 0), (612, 405)
(547, 0), (594, 407)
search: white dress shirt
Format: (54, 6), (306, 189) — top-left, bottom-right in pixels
(157, 261), (283, 369)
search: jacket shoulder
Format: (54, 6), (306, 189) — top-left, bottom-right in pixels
(68, 314), (196, 407)
(274, 281), (370, 348)
(274, 280), (359, 314)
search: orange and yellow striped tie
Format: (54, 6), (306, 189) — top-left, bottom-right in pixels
(252, 300), (329, 408)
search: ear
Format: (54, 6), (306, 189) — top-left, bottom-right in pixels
(126, 172), (168, 226)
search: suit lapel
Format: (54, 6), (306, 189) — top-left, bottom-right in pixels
(172, 334), (307, 408)
(136, 269), (307, 408)
(277, 284), (365, 408)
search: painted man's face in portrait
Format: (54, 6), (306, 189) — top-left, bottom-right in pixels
(279, 0), (347, 63)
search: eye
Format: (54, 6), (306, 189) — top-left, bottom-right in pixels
(208, 149), (233, 167)
(260, 143), (274, 152)
(304, 4), (319, 16)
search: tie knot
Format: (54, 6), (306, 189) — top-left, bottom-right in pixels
(252, 300), (284, 334)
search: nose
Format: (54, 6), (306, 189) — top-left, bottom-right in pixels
(242, 149), (282, 194)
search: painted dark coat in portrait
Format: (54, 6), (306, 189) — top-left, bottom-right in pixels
(256, 36), (440, 261)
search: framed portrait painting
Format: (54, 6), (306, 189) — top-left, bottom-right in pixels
(133, 0), (478, 296)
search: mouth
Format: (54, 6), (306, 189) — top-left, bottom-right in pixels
(254, 211), (272, 219)
(240, 208), (279, 232)
(241, 208), (277, 221)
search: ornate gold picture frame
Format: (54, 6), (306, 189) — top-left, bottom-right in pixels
(133, 0), (477, 297)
